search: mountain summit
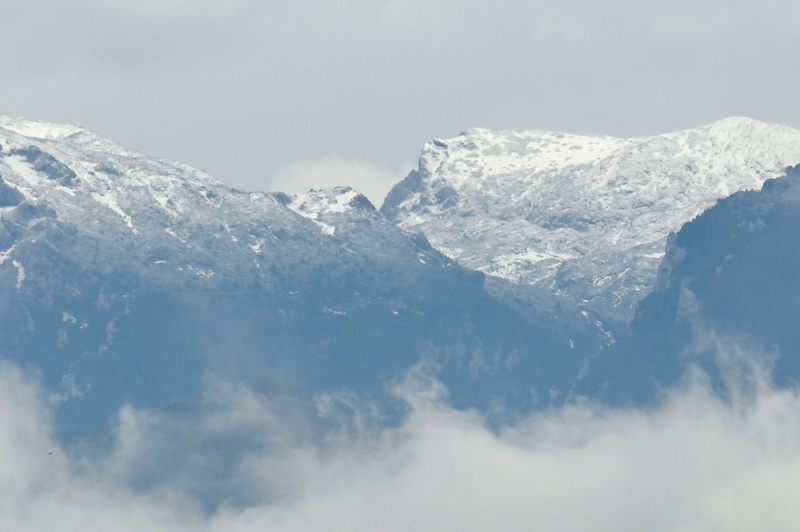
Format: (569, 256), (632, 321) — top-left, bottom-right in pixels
(382, 117), (800, 323)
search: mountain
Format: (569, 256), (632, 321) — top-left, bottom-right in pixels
(580, 164), (800, 401)
(5, 114), (799, 429)
(0, 116), (589, 429)
(382, 118), (800, 325)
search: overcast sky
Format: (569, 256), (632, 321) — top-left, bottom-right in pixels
(3, 0), (800, 204)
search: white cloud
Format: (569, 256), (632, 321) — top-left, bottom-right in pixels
(4, 347), (800, 531)
(269, 157), (407, 208)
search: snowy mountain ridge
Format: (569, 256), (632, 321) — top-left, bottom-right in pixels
(0, 114), (385, 289)
(2, 115), (587, 428)
(382, 117), (800, 322)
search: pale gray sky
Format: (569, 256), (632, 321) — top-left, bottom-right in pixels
(3, 0), (799, 205)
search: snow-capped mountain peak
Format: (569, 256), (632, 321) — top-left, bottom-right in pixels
(0, 115), (85, 141)
(382, 117), (800, 322)
(283, 187), (376, 236)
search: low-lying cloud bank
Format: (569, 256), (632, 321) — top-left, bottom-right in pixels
(3, 353), (800, 531)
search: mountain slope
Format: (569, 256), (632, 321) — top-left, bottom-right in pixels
(382, 118), (800, 323)
(580, 164), (800, 401)
(0, 116), (589, 429)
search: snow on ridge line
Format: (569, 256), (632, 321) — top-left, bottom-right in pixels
(0, 115), (84, 140)
(398, 117), (800, 228)
(384, 117), (800, 322)
(285, 187), (372, 235)
(0, 115), (226, 194)
(457, 117), (794, 146)
(287, 187), (362, 209)
(0, 116), (382, 247)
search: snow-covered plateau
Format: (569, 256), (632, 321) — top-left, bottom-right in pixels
(382, 117), (800, 323)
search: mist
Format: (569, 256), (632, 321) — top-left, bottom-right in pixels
(2, 341), (800, 532)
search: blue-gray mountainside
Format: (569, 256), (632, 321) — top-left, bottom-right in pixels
(0, 117), (592, 430)
(3, 115), (800, 431)
(581, 164), (800, 401)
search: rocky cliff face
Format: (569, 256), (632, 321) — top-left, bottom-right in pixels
(382, 118), (800, 324)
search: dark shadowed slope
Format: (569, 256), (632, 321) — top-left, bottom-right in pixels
(581, 164), (800, 402)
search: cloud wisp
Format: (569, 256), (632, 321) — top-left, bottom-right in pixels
(3, 350), (800, 531)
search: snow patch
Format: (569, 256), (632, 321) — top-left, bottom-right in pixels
(187, 265), (215, 278)
(5, 155), (42, 186)
(0, 246), (14, 265)
(165, 228), (186, 243)
(91, 192), (138, 234)
(285, 189), (363, 236)
(249, 240), (263, 253)
(11, 260), (24, 290)
(315, 221), (336, 236)
(224, 224), (238, 242)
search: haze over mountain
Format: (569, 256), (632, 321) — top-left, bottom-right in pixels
(3, 114), (800, 434)
(0, 115), (590, 429)
(383, 118), (800, 324)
